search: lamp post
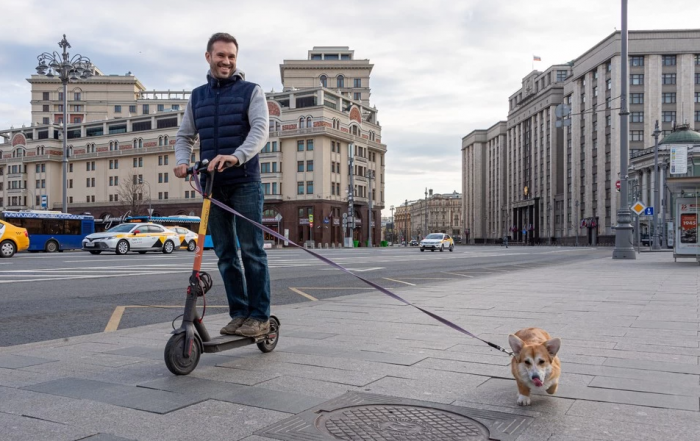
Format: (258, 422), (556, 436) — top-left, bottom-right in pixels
(390, 205), (395, 244)
(366, 169), (374, 247)
(575, 199), (580, 247)
(652, 120), (661, 250)
(612, 0), (636, 259)
(142, 180), (153, 218)
(404, 199), (408, 246)
(547, 204), (552, 246)
(35, 35), (93, 214)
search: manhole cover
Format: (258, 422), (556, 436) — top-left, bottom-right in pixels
(317, 404), (490, 440)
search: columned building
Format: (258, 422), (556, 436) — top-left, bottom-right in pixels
(462, 29), (700, 245)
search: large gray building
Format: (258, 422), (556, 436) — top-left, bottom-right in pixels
(463, 29), (700, 245)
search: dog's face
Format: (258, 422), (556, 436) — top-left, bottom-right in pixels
(509, 334), (561, 388)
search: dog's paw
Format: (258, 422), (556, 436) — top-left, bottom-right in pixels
(517, 394), (531, 406)
(546, 382), (559, 395)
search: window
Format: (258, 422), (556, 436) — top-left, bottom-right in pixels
(306, 181), (314, 194)
(129, 105), (136, 113)
(42, 104), (49, 112)
(272, 182), (278, 194)
(662, 55), (676, 66)
(630, 112), (643, 123)
(320, 75), (327, 87)
(556, 70), (568, 82)
(58, 92), (64, 101)
(630, 74), (644, 85)
(306, 117), (312, 128)
(73, 116), (82, 124)
(696, 92), (700, 103)
(662, 73), (676, 85)
(297, 181), (304, 195)
(261, 162), (270, 173)
(297, 161), (304, 172)
(114, 105), (122, 113)
(353, 78), (361, 88)
(42, 117), (49, 125)
(696, 73), (700, 85)
(69, 163), (73, 173)
(142, 104), (149, 114)
(631, 93), (644, 104)
(695, 111), (700, 123)
(337, 75), (344, 88)
(297, 140), (304, 152)
(630, 56), (644, 67)
(42, 92), (49, 100)
(307, 139), (314, 151)
(172, 104), (180, 111)
(158, 173), (163, 183)
(606, 79), (611, 90)
(74, 92), (81, 101)
(272, 162), (278, 173)
(354, 92), (361, 100)
(307, 160), (314, 172)
(630, 130), (644, 141)
(662, 111), (676, 123)
(157, 104), (165, 112)
(662, 92), (676, 104)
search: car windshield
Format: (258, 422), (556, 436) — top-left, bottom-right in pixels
(425, 234), (443, 239)
(107, 224), (137, 233)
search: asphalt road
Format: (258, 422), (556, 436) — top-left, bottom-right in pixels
(0, 245), (608, 346)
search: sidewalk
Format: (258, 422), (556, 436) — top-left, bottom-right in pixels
(1, 252), (699, 441)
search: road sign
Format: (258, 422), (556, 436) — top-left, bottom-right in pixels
(631, 201), (646, 216)
(41, 195), (47, 208)
(342, 213), (348, 219)
(644, 207), (654, 216)
(615, 180), (621, 191)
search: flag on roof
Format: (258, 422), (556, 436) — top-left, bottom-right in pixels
(533, 55), (542, 62)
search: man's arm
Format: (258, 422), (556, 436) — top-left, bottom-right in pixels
(174, 99), (197, 166)
(232, 85), (269, 165)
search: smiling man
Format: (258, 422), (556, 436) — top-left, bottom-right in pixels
(174, 32), (271, 338)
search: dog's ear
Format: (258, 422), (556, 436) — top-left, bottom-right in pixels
(508, 334), (524, 356)
(544, 338), (561, 357)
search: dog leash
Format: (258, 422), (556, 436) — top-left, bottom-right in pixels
(192, 172), (514, 357)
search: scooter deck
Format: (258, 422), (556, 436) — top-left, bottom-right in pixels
(202, 334), (261, 353)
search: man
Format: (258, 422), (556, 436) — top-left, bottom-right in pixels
(174, 32), (271, 338)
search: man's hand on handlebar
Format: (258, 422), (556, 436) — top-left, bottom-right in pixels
(208, 154), (238, 172)
(173, 164), (188, 178)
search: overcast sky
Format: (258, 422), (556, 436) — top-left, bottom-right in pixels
(1, 0), (698, 216)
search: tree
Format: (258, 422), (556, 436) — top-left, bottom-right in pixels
(117, 172), (151, 217)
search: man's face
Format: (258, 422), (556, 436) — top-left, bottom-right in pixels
(205, 41), (237, 79)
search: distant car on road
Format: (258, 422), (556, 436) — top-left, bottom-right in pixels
(420, 233), (454, 252)
(82, 222), (180, 255)
(0, 220), (30, 258)
(409, 239), (419, 246)
(167, 226), (198, 251)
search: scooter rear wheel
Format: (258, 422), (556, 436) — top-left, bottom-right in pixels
(164, 333), (201, 375)
(257, 317), (280, 353)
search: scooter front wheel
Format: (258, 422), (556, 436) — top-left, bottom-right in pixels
(257, 316), (280, 353)
(164, 333), (201, 375)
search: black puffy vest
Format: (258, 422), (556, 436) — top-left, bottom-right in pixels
(191, 74), (260, 186)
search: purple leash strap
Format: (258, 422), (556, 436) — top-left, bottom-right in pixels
(193, 172), (513, 357)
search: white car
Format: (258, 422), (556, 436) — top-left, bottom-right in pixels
(420, 233), (455, 252)
(82, 223), (180, 255)
(167, 226), (198, 252)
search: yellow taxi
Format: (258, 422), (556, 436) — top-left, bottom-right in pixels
(419, 233), (455, 252)
(167, 226), (198, 251)
(0, 220), (30, 257)
(82, 222), (180, 255)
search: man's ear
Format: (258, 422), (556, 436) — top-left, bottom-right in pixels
(508, 334), (524, 356)
(544, 338), (561, 357)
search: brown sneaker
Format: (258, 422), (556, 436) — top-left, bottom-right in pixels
(220, 317), (247, 335)
(236, 318), (270, 337)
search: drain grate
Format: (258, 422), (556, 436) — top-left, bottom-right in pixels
(256, 392), (533, 441)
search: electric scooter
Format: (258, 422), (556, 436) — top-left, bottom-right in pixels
(164, 159), (280, 376)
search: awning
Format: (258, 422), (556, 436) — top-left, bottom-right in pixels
(667, 177), (700, 194)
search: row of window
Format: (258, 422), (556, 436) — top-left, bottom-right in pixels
(629, 54), (700, 67)
(114, 104), (180, 114)
(41, 92), (82, 101)
(629, 73), (700, 85)
(319, 75), (362, 89)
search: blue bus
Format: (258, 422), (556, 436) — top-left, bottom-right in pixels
(1, 211), (95, 252)
(124, 216), (214, 249)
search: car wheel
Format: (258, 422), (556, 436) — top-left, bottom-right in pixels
(420, 247), (425, 252)
(89, 250), (102, 255)
(0, 240), (16, 258)
(116, 240), (130, 255)
(431, 249), (435, 252)
(138, 251), (147, 254)
(45, 240), (59, 253)
(162, 240), (175, 254)
(440, 244), (444, 252)
(187, 240), (196, 252)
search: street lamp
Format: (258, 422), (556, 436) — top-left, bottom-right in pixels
(575, 199), (580, 247)
(547, 204), (552, 246)
(652, 120), (661, 250)
(390, 205), (395, 244)
(366, 170), (374, 247)
(35, 35), (93, 214)
(142, 180), (153, 218)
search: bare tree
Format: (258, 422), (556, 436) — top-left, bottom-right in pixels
(117, 172), (151, 217)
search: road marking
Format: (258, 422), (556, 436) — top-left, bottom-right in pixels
(293, 287), (371, 290)
(441, 271), (474, 278)
(289, 287), (318, 301)
(104, 306), (126, 332)
(383, 277), (416, 286)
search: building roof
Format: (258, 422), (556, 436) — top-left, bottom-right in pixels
(660, 126), (700, 145)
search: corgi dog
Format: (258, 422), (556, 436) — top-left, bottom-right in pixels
(508, 328), (561, 406)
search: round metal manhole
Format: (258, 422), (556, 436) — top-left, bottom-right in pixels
(315, 404), (490, 440)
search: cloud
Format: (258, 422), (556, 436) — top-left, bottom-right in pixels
(1, 0), (699, 215)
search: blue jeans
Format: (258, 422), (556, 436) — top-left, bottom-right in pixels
(208, 182), (271, 321)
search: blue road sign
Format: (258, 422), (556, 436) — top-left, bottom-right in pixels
(41, 195), (48, 208)
(644, 207), (654, 216)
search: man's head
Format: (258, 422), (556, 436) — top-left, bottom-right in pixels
(205, 33), (239, 79)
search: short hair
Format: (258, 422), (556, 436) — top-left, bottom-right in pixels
(207, 33), (238, 53)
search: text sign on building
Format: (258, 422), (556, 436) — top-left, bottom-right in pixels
(670, 145), (689, 175)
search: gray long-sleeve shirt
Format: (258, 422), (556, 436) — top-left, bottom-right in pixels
(174, 69), (269, 167)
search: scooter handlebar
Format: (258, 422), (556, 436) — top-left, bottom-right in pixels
(186, 160), (210, 176)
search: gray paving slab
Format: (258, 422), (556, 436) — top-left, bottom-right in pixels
(80, 434), (137, 441)
(279, 343), (427, 365)
(0, 354), (56, 369)
(0, 411), (96, 441)
(604, 356), (700, 375)
(589, 375), (700, 397)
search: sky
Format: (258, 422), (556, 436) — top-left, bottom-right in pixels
(1, 0), (699, 216)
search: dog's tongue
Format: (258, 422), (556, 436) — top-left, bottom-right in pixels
(532, 378), (543, 387)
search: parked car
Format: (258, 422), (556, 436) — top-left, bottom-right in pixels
(82, 222), (180, 255)
(167, 226), (198, 251)
(420, 233), (455, 252)
(0, 220), (30, 257)
(409, 239), (419, 246)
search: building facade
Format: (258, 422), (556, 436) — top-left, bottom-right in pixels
(0, 46), (387, 247)
(463, 29), (700, 245)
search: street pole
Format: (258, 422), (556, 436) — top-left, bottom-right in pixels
(652, 120), (661, 250)
(575, 199), (579, 247)
(347, 143), (355, 247)
(367, 170), (373, 247)
(612, 0), (636, 259)
(61, 80), (68, 213)
(424, 188), (428, 238)
(404, 199), (408, 246)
